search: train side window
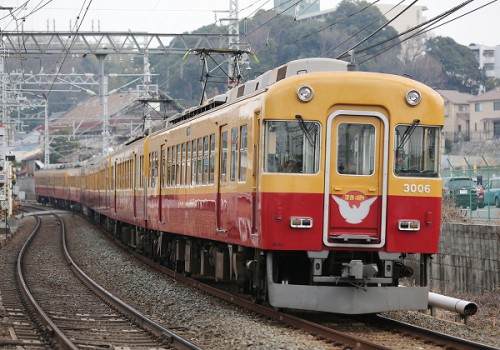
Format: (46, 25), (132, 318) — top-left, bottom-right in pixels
(150, 151), (158, 188)
(192, 140), (197, 185)
(209, 134), (215, 184)
(197, 138), (203, 185)
(181, 143), (186, 186)
(230, 127), (238, 181)
(186, 141), (191, 187)
(220, 131), (228, 183)
(138, 155), (144, 189)
(167, 147), (172, 187)
(264, 120), (320, 174)
(239, 125), (247, 181)
(203, 136), (209, 184)
(161, 146), (166, 188)
(176, 144), (181, 186)
(337, 123), (375, 176)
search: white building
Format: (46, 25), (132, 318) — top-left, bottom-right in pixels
(469, 44), (500, 79)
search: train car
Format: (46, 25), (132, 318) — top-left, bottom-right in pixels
(35, 58), (444, 314)
(35, 166), (82, 209)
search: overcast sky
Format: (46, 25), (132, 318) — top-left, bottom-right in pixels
(1, 0), (498, 47)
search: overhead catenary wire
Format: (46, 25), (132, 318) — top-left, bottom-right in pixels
(354, 0), (484, 65)
(334, 0), (419, 60)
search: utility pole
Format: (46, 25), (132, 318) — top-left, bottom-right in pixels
(0, 30), (235, 157)
(227, 0), (239, 88)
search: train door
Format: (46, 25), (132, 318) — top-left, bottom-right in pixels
(133, 153), (137, 218)
(111, 160), (116, 214)
(159, 144), (166, 223)
(216, 125), (229, 233)
(323, 110), (388, 248)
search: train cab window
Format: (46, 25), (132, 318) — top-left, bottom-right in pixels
(230, 127), (238, 181)
(394, 125), (439, 177)
(337, 123), (375, 176)
(264, 120), (320, 174)
(239, 125), (248, 181)
(220, 131), (228, 183)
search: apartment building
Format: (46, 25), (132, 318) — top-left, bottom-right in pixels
(469, 44), (500, 79)
(469, 88), (500, 141)
(437, 90), (474, 142)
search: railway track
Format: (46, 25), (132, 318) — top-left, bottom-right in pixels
(9, 209), (202, 349)
(0, 214), (47, 348)
(66, 212), (497, 350)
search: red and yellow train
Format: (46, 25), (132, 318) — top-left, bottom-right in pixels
(35, 58), (444, 314)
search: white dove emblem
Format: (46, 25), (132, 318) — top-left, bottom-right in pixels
(332, 195), (377, 224)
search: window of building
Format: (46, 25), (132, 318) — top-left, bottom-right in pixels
(483, 50), (494, 57)
(475, 102), (483, 112)
(494, 101), (500, 111)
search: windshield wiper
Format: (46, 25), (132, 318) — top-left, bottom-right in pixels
(397, 119), (420, 151)
(295, 114), (314, 147)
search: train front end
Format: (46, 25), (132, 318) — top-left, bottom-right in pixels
(258, 65), (444, 314)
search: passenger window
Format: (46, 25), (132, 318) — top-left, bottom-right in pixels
(186, 142), (191, 187)
(192, 140), (197, 185)
(197, 138), (203, 185)
(221, 131), (228, 183)
(239, 125), (247, 181)
(230, 127), (238, 182)
(209, 134), (215, 184)
(203, 136), (209, 184)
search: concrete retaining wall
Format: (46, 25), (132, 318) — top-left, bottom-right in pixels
(430, 223), (499, 294)
(408, 223), (499, 295)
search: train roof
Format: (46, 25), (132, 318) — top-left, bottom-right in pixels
(164, 58), (349, 127)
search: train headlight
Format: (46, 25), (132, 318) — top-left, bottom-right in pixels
(405, 89), (421, 106)
(297, 85), (314, 102)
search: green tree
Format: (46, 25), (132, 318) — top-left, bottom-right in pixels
(426, 36), (484, 93)
(484, 77), (500, 91)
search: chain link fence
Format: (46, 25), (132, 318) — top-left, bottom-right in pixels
(442, 156), (500, 222)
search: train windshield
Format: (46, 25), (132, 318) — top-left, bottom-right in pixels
(264, 120), (320, 174)
(394, 125), (440, 177)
